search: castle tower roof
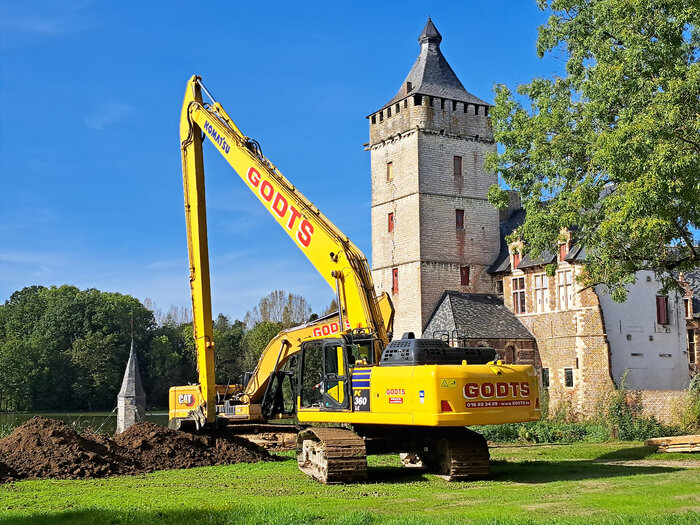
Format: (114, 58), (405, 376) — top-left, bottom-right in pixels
(382, 18), (489, 110)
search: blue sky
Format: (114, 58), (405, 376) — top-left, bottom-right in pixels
(0, 1), (563, 321)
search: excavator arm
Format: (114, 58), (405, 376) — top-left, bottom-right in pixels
(180, 76), (391, 423)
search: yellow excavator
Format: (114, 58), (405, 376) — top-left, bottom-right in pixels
(169, 76), (540, 483)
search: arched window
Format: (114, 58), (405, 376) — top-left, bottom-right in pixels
(504, 345), (516, 364)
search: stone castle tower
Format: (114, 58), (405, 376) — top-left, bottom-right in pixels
(367, 19), (500, 337)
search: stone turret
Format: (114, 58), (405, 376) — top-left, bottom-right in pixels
(367, 19), (500, 337)
(116, 339), (145, 433)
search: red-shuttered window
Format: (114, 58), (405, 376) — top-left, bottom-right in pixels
(460, 266), (470, 286)
(392, 268), (399, 295)
(388, 213), (394, 233)
(456, 209), (464, 229)
(656, 295), (668, 325)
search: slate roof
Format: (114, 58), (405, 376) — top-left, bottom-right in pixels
(684, 269), (700, 318)
(488, 208), (585, 274)
(423, 291), (534, 340)
(518, 250), (556, 269)
(118, 340), (145, 398)
(379, 18), (489, 111)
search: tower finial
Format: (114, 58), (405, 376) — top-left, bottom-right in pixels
(419, 17), (441, 45)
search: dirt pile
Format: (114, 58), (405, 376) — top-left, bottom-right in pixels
(113, 422), (270, 471)
(0, 417), (271, 483)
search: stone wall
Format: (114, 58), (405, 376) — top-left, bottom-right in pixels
(369, 94), (500, 335)
(640, 390), (690, 424)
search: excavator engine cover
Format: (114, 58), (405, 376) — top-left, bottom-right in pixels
(380, 338), (496, 366)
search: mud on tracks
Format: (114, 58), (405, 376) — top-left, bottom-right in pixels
(0, 417), (271, 483)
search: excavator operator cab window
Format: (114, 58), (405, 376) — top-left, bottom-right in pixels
(299, 339), (350, 411)
(300, 341), (324, 408)
(348, 340), (374, 366)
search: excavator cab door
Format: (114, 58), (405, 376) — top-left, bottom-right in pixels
(298, 339), (350, 411)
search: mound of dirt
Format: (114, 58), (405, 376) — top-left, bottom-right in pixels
(113, 422), (269, 471)
(0, 417), (271, 483)
(0, 417), (133, 480)
(0, 459), (16, 483)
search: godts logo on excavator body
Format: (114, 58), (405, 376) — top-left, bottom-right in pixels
(312, 319), (352, 338)
(463, 381), (531, 408)
(247, 167), (314, 247)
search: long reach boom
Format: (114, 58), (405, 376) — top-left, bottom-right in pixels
(180, 76), (389, 424)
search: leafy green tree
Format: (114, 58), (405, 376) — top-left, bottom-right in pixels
(212, 314), (246, 384)
(145, 323), (195, 406)
(240, 321), (283, 374)
(486, 0), (699, 300)
(0, 285), (161, 411)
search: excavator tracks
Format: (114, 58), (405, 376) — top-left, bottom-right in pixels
(394, 428), (490, 481)
(297, 427), (367, 484)
(429, 428), (490, 480)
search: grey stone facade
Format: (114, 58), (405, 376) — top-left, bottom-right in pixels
(368, 19), (500, 338)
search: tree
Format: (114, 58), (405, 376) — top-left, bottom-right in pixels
(244, 290), (312, 328)
(0, 285), (161, 411)
(486, 0), (699, 300)
(240, 321), (283, 373)
(321, 298), (339, 316)
(212, 314), (246, 384)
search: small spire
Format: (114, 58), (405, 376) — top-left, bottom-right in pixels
(418, 17), (442, 45)
(118, 335), (145, 398)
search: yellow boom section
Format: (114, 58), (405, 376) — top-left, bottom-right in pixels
(180, 76), (389, 422)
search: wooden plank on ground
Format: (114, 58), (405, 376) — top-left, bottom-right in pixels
(644, 435), (700, 453)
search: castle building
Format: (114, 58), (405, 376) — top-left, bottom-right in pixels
(367, 20), (694, 422)
(487, 216), (690, 420)
(366, 19), (500, 339)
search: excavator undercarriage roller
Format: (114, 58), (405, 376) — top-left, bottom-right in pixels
(400, 428), (489, 481)
(371, 426), (490, 481)
(426, 428), (490, 480)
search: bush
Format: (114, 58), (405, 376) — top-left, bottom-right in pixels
(605, 371), (677, 441)
(676, 373), (700, 431)
(475, 420), (610, 444)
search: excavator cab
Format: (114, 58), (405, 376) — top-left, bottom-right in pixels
(298, 339), (350, 411)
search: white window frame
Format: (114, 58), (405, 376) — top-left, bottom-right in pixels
(557, 270), (574, 310)
(533, 273), (549, 313)
(512, 277), (526, 314)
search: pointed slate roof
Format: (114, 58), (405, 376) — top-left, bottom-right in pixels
(381, 18), (489, 111)
(118, 339), (145, 398)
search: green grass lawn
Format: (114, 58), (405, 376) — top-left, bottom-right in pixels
(0, 442), (698, 525)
